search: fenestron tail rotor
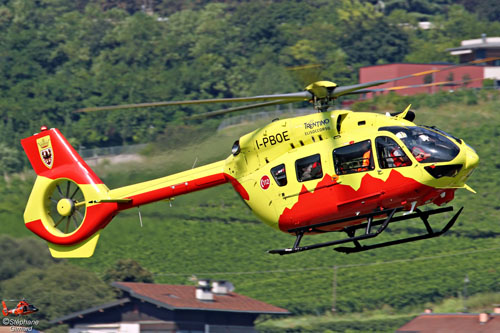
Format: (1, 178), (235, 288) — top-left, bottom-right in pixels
(47, 179), (86, 234)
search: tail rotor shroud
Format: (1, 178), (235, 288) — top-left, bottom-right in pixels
(48, 179), (86, 235)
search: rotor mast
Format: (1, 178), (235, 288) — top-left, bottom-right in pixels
(305, 81), (338, 112)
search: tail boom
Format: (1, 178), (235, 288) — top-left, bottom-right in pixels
(109, 161), (230, 209)
(21, 127), (240, 257)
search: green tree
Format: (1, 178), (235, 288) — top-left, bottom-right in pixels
(380, 0), (452, 17)
(458, 0), (500, 21)
(103, 258), (154, 283)
(0, 236), (57, 281)
(0, 143), (22, 173)
(334, 0), (409, 66)
(403, 5), (497, 64)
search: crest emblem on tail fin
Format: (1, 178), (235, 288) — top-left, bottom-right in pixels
(36, 136), (53, 169)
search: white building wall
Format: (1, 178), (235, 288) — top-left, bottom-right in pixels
(462, 37), (500, 46)
(69, 322), (139, 333)
(119, 323), (140, 333)
(484, 67), (500, 80)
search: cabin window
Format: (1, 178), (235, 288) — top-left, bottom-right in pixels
(333, 140), (374, 175)
(379, 126), (460, 163)
(271, 164), (287, 186)
(295, 154), (323, 182)
(376, 136), (412, 169)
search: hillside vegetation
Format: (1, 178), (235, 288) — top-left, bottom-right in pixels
(0, 0), (500, 174)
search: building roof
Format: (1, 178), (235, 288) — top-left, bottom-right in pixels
(112, 282), (289, 314)
(52, 282), (289, 325)
(50, 298), (131, 324)
(446, 43), (500, 52)
(446, 37), (500, 52)
(361, 62), (456, 69)
(397, 313), (500, 332)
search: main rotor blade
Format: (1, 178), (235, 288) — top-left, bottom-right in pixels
(187, 100), (292, 119)
(351, 77), (483, 95)
(333, 56), (500, 98)
(76, 92), (312, 113)
(75, 57), (498, 115)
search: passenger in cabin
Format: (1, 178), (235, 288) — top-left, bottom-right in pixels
(358, 141), (372, 172)
(412, 134), (432, 162)
(390, 146), (410, 167)
(301, 161), (322, 180)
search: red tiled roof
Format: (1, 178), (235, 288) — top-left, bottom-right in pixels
(397, 313), (500, 333)
(113, 282), (289, 314)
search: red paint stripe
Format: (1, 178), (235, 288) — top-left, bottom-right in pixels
(118, 173), (229, 209)
(117, 174), (249, 210)
(25, 203), (118, 245)
(226, 174), (250, 201)
(278, 170), (442, 233)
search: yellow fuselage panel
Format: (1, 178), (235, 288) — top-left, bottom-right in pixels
(237, 111), (344, 173)
(235, 110), (418, 174)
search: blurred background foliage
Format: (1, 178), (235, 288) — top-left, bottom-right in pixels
(0, 0), (499, 156)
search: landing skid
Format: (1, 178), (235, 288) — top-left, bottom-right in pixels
(268, 206), (462, 255)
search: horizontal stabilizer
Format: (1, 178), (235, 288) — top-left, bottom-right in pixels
(47, 232), (101, 258)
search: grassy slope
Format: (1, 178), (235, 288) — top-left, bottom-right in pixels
(3, 98), (500, 320)
(257, 291), (500, 332)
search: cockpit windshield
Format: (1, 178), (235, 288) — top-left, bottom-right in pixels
(379, 126), (460, 163)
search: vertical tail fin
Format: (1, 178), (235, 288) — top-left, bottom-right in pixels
(2, 301), (8, 316)
(21, 127), (118, 257)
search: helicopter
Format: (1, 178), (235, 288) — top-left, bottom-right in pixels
(1, 299), (38, 316)
(20, 57), (497, 258)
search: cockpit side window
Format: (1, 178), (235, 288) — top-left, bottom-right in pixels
(379, 126), (459, 163)
(333, 140), (374, 175)
(376, 136), (412, 169)
(271, 164), (287, 186)
(295, 154), (323, 182)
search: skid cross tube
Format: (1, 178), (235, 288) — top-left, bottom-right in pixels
(268, 208), (399, 255)
(286, 207), (403, 234)
(340, 206), (453, 234)
(268, 206), (461, 255)
(335, 207), (463, 253)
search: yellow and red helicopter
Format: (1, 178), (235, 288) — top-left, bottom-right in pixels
(2, 299), (38, 316)
(21, 58), (496, 258)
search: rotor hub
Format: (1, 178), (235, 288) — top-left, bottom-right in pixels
(56, 198), (75, 217)
(305, 81), (337, 99)
(305, 81), (338, 112)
